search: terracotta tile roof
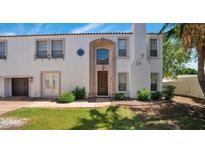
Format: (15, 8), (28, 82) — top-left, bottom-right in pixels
(0, 32), (133, 38)
(0, 32), (162, 38)
(147, 32), (162, 35)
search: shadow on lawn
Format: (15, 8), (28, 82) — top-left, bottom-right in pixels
(71, 106), (143, 130)
(129, 101), (205, 130)
(72, 100), (205, 130)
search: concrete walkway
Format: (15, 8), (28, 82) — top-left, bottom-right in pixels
(1, 96), (203, 116)
(27, 101), (111, 108)
(0, 98), (112, 115)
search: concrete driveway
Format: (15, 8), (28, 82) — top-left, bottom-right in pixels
(0, 101), (33, 115)
(0, 97), (36, 115)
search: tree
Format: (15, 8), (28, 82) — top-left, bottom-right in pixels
(163, 37), (191, 78)
(160, 24), (205, 95)
(179, 67), (197, 75)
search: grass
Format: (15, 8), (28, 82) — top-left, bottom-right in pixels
(4, 106), (143, 130)
(3, 96), (205, 130)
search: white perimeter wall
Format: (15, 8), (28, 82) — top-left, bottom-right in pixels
(163, 75), (204, 99)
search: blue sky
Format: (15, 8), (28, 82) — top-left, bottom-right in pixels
(0, 23), (164, 35)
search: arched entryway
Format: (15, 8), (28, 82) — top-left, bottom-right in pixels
(89, 38), (116, 97)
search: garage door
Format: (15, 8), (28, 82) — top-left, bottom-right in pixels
(42, 72), (60, 97)
(12, 78), (29, 96)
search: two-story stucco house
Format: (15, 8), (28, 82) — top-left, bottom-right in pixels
(0, 23), (163, 98)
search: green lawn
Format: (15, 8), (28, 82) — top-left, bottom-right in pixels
(4, 106), (143, 130)
(3, 99), (205, 130)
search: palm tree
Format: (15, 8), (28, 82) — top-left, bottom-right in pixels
(160, 24), (205, 95)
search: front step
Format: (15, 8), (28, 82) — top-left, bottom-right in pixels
(96, 97), (111, 102)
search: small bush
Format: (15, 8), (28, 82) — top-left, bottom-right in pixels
(151, 91), (162, 100)
(115, 93), (125, 100)
(57, 92), (76, 103)
(137, 89), (151, 101)
(162, 85), (176, 100)
(72, 86), (86, 99)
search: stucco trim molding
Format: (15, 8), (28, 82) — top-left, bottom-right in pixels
(89, 38), (116, 98)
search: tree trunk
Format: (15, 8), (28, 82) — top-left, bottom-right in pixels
(197, 46), (205, 96)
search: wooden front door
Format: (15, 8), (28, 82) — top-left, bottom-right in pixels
(97, 71), (108, 95)
(12, 78), (29, 96)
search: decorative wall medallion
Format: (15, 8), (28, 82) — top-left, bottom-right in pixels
(77, 49), (85, 57)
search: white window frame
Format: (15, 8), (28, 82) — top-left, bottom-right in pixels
(0, 40), (7, 60)
(117, 72), (128, 92)
(117, 37), (129, 58)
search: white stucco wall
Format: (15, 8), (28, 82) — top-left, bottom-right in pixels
(0, 24), (163, 98)
(129, 24), (163, 97)
(4, 78), (11, 97)
(0, 34), (132, 97)
(0, 77), (2, 97)
(148, 35), (163, 91)
(130, 24), (150, 97)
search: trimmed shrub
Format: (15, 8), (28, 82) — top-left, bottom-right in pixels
(151, 91), (162, 100)
(57, 92), (76, 103)
(115, 93), (125, 100)
(162, 85), (176, 100)
(137, 89), (151, 101)
(72, 86), (86, 99)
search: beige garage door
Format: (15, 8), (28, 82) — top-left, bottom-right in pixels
(42, 72), (60, 97)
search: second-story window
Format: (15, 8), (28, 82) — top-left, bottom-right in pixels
(118, 39), (127, 57)
(150, 39), (158, 57)
(36, 41), (48, 58)
(52, 40), (64, 58)
(96, 48), (109, 65)
(0, 41), (6, 59)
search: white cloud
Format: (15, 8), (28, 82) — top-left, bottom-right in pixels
(122, 29), (131, 32)
(71, 23), (104, 33)
(15, 23), (45, 34)
(2, 32), (16, 36)
(99, 25), (117, 32)
(27, 23), (44, 34)
(16, 23), (26, 34)
(101, 26), (130, 33)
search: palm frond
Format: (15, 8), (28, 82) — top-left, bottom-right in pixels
(159, 23), (176, 34)
(166, 27), (177, 38)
